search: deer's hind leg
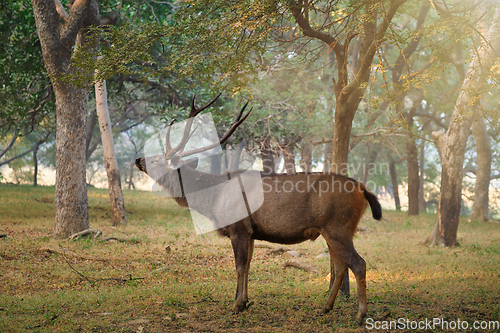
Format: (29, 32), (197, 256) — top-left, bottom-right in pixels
(322, 243), (348, 314)
(229, 222), (254, 313)
(321, 232), (367, 322)
(243, 238), (254, 304)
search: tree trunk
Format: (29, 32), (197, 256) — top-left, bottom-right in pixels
(53, 81), (90, 237)
(331, 102), (357, 175)
(32, 0), (100, 238)
(389, 160), (401, 212)
(127, 159), (135, 190)
(470, 117), (491, 221)
(227, 140), (246, 172)
(300, 142), (312, 173)
(330, 102), (359, 298)
(407, 138), (419, 215)
(95, 79), (127, 226)
(362, 150), (377, 184)
(33, 141), (39, 187)
(284, 145), (296, 174)
(260, 137), (275, 175)
(405, 95), (421, 216)
(323, 142), (332, 173)
(85, 107), (97, 163)
(210, 153), (222, 174)
(428, 7), (500, 247)
(390, 159), (401, 211)
(418, 139), (426, 212)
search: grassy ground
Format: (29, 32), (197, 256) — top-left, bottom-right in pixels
(0, 184), (499, 332)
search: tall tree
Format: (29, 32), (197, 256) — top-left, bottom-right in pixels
(290, 0), (404, 174)
(427, 6), (500, 247)
(289, 0), (404, 296)
(469, 117), (491, 221)
(387, 3), (430, 215)
(95, 78), (127, 226)
(51, 0), (128, 226)
(31, 0), (100, 238)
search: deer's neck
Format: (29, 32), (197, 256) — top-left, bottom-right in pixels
(190, 167), (229, 214)
(166, 166), (232, 219)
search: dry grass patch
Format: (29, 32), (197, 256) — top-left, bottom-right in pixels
(1, 184), (499, 332)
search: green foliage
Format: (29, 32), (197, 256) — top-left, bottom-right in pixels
(71, 1), (282, 92)
(0, 0), (54, 134)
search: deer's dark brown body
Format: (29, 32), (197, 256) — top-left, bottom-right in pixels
(135, 96), (382, 322)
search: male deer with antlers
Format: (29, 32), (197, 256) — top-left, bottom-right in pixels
(135, 95), (382, 322)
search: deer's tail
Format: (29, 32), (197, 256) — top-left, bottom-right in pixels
(363, 190), (382, 221)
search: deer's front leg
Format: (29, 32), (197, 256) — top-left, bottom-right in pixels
(243, 238), (254, 304)
(229, 223), (253, 313)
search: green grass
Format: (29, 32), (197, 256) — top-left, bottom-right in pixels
(1, 184), (499, 332)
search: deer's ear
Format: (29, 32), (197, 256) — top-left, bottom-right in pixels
(184, 157), (199, 169)
(170, 155), (182, 169)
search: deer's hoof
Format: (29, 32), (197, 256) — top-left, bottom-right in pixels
(356, 312), (366, 325)
(321, 307), (331, 314)
(231, 301), (250, 314)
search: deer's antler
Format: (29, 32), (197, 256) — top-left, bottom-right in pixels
(178, 101), (251, 158)
(164, 93), (221, 158)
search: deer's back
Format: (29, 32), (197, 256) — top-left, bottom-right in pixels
(232, 173), (368, 244)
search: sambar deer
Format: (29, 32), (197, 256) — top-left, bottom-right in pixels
(135, 95), (382, 322)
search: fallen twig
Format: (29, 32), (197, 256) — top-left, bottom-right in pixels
(69, 229), (102, 240)
(26, 313), (58, 329)
(61, 254), (144, 286)
(266, 247), (290, 255)
(105, 237), (129, 243)
(152, 266), (170, 274)
(40, 246), (108, 261)
(283, 259), (319, 274)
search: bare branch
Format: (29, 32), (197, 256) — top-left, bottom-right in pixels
(289, 0), (343, 55)
(68, 228), (102, 240)
(40, 246), (108, 261)
(415, 111), (448, 129)
(0, 147), (35, 167)
(342, 0), (405, 102)
(60, 0), (91, 49)
(283, 259), (319, 274)
(391, 3), (430, 84)
(54, 0), (69, 21)
(145, 0), (159, 23)
(0, 136), (49, 167)
(0, 132), (18, 160)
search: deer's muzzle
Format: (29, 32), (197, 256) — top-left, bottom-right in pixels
(135, 158), (147, 173)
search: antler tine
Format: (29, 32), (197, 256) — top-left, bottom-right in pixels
(164, 119), (176, 154)
(189, 93), (222, 118)
(165, 94), (221, 158)
(217, 102), (251, 145)
(178, 102), (252, 158)
(234, 100), (249, 122)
